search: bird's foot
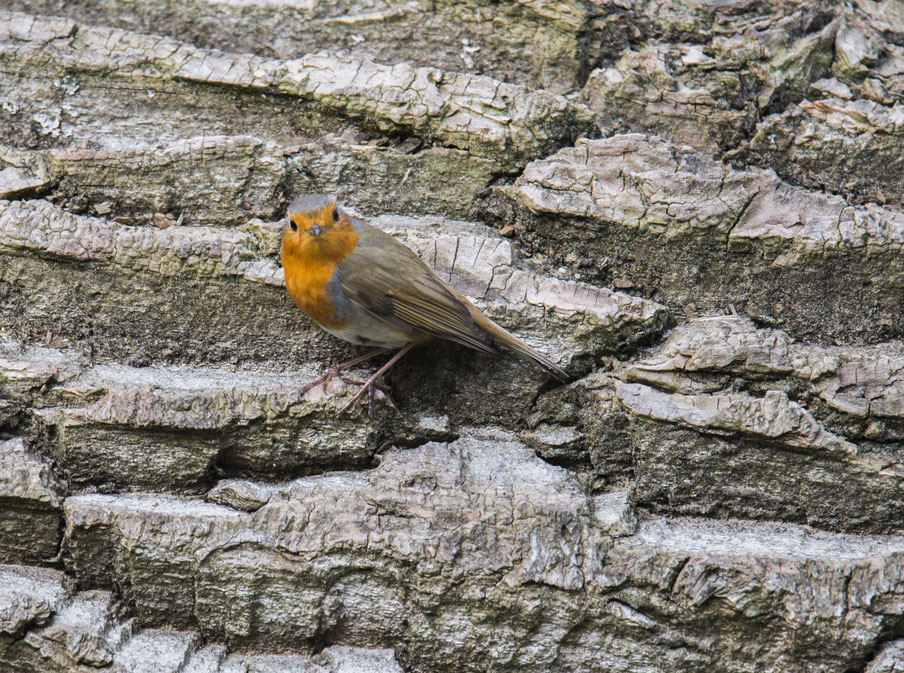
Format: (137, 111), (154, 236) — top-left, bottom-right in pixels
(300, 366), (393, 400)
(337, 377), (391, 415)
(335, 343), (414, 416)
(298, 348), (392, 399)
(298, 366), (345, 396)
(300, 370), (391, 415)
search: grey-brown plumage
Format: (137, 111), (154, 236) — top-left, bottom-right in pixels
(282, 194), (567, 412)
(339, 220), (567, 380)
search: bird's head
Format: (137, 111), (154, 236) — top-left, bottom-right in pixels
(281, 194), (359, 264)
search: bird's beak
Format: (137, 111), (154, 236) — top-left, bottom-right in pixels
(310, 223), (323, 237)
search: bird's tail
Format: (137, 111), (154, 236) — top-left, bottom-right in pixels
(467, 306), (569, 381)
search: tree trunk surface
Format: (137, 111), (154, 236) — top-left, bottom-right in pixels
(2, 2), (904, 671)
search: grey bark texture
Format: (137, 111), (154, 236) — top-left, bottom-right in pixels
(1, 1), (904, 671)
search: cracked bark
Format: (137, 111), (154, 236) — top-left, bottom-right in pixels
(2, 1), (904, 672)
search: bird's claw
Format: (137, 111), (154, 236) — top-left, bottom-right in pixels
(336, 383), (373, 415)
(336, 378), (393, 416)
(298, 367), (341, 396)
(300, 369), (389, 399)
(301, 369), (393, 416)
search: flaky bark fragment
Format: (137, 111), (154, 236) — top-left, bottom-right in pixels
(58, 435), (904, 672)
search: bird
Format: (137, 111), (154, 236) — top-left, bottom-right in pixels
(280, 194), (568, 414)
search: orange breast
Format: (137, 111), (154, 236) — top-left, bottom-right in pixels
(281, 224), (360, 331)
(282, 254), (346, 329)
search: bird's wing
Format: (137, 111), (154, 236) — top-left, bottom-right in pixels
(338, 222), (503, 357)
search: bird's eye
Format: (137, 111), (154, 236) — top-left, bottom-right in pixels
(332, 209), (339, 222)
(289, 219), (297, 232)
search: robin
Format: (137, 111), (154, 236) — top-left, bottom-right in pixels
(281, 194), (567, 413)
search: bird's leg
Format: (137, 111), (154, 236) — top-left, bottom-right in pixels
(340, 377), (393, 394)
(337, 342), (414, 415)
(299, 348), (389, 396)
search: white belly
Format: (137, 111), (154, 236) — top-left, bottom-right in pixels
(321, 313), (414, 348)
